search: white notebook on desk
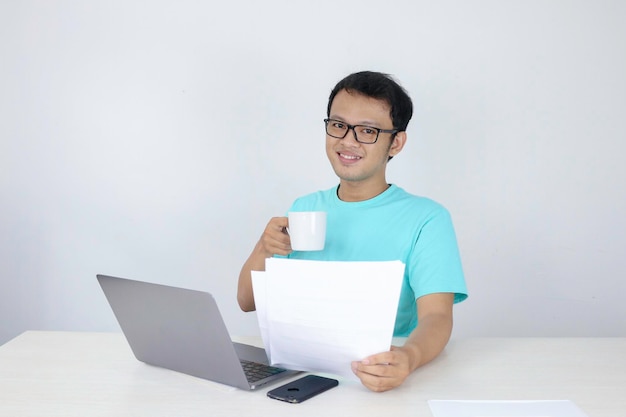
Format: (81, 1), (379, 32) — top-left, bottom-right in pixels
(428, 400), (590, 417)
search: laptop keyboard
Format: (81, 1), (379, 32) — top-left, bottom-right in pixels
(240, 359), (287, 383)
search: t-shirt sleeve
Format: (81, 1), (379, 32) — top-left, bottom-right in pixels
(408, 207), (468, 303)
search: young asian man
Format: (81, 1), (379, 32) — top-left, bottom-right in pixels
(237, 71), (468, 392)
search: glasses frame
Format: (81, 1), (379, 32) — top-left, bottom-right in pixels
(323, 118), (399, 144)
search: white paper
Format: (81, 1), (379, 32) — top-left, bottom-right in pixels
(252, 258), (404, 380)
(428, 400), (590, 417)
(250, 271), (271, 358)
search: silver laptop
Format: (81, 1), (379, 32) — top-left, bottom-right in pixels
(97, 274), (299, 390)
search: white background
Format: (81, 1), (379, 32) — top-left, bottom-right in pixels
(1, 1), (625, 345)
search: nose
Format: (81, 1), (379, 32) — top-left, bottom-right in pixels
(344, 126), (361, 145)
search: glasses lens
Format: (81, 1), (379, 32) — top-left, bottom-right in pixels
(354, 126), (378, 143)
(326, 119), (348, 138)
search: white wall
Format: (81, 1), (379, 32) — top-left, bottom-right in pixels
(1, 0), (625, 345)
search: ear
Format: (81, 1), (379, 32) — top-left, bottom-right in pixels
(388, 131), (407, 158)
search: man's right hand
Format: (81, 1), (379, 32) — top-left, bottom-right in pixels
(257, 216), (292, 257)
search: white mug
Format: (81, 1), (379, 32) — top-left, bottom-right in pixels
(287, 211), (327, 251)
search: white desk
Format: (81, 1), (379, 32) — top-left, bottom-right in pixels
(0, 332), (624, 417)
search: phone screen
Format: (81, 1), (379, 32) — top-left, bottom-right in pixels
(267, 375), (338, 403)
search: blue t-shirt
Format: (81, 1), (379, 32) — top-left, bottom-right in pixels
(284, 184), (468, 337)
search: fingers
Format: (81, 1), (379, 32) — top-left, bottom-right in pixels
(259, 217), (292, 256)
(351, 351), (411, 392)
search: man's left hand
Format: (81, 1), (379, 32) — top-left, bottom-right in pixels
(351, 345), (419, 392)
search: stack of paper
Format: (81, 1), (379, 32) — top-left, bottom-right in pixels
(251, 258), (404, 380)
(428, 400), (591, 417)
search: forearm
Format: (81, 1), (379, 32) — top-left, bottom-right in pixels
(237, 217), (292, 312)
(237, 242), (271, 312)
(401, 312), (453, 372)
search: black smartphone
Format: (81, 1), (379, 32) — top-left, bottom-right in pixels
(267, 375), (338, 404)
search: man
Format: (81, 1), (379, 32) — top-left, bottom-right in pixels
(237, 71), (467, 392)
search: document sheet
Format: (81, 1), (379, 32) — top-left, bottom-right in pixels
(252, 258), (404, 380)
(428, 400), (590, 417)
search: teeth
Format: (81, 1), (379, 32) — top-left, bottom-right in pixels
(340, 153), (361, 160)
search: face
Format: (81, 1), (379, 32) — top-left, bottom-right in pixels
(325, 90), (406, 192)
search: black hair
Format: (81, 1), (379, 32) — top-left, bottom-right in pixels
(326, 71), (413, 131)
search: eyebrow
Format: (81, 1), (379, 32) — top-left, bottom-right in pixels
(328, 115), (383, 127)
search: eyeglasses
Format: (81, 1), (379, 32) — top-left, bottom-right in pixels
(324, 118), (399, 144)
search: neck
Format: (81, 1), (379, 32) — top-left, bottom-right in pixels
(337, 181), (391, 202)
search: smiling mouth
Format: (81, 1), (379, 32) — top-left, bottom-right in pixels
(338, 152), (362, 161)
